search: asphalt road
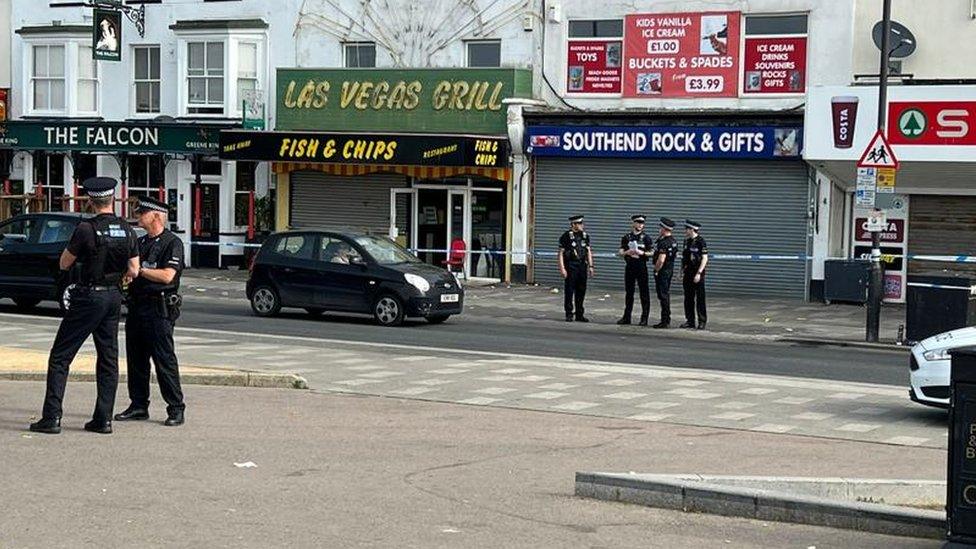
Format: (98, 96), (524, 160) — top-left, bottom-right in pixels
(164, 298), (908, 387)
(0, 296), (908, 387)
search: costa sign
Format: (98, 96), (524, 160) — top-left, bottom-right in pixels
(889, 101), (976, 145)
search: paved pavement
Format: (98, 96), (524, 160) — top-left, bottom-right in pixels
(0, 381), (942, 548)
(0, 313), (945, 450)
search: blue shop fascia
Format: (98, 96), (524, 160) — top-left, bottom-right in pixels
(523, 111), (811, 299)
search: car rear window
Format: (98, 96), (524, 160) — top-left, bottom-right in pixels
(272, 234), (315, 260)
(37, 218), (77, 244)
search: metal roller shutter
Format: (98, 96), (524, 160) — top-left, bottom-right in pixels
(290, 171), (406, 234)
(532, 157), (811, 298)
(909, 195), (976, 276)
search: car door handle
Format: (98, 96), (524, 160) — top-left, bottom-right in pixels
(283, 267), (295, 273)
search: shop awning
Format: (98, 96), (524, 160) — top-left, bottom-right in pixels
(219, 129), (510, 178)
(0, 119), (238, 155)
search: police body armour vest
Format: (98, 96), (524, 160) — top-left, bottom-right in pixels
(81, 215), (132, 286)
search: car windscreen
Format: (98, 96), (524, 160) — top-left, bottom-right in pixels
(354, 235), (420, 265)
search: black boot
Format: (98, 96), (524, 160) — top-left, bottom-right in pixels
(652, 321), (670, 329)
(84, 419), (113, 434)
(565, 314), (574, 322)
(638, 318), (648, 327)
(114, 406), (149, 421)
(616, 317), (631, 325)
(575, 316), (590, 323)
(679, 322), (696, 329)
(29, 417), (61, 434)
(164, 410), (185, 427)
(697, 321), (707, 330)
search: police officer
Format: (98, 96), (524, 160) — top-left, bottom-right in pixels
(115, 197), (186, 427)
(558, 215), (594, 322)
(617, 215), (654, 326)
(30, 177), (139, 435)
(652, 217), (679, 329)
(681, 219), (709, 330)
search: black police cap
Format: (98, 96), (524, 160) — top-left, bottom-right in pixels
(568, 215), (584, 223)
(81, 177), (118, 198)
(135, 196), (170, 214)
(631, 215), (646, 223)
(660, 217), (675, 230)
(685, 219), (702, 231)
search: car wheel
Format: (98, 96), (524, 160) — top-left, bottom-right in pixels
(426, 314), (450, 325)
(305, 307), (325, 316)
(12, 298), (41, 311)
(373, 294), (405, 326)
(251, 287), (282, 317)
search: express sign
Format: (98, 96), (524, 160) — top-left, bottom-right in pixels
(889, 101), (976, 145)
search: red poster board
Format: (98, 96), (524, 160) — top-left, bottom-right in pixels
(888, 101), (976, 145)
(623, 11), (740, 98)
(742, 36), (807, 94)
(566, 40), (622, 94)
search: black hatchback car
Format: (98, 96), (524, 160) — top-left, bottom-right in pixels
(246, 230), (463, 326)
(0, 212), (88, 310)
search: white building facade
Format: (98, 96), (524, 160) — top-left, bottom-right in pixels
(6, 0), (302, 267)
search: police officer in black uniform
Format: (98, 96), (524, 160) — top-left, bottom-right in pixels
(115, 197), (186, 427)
(617, 215), (654, 326)
(30, 177), (140, 435)
(681, 219), (709, 330)
(652, 217), (679, 329)
(558, 215), (594, 322)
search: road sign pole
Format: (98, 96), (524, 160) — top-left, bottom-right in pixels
(867, 0), (892, 343)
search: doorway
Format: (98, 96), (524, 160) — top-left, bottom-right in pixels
(191, 183), (220, 268)
(389, 178), (506, 281)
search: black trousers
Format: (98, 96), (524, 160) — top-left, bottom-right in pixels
(622, 262), (650, 322)
(563, 262), (588, 318)
(683, 272), (707, 326)
(655, 269), (674, 324)
(42, 287), (122, 422)
(125, 299), (185, 414)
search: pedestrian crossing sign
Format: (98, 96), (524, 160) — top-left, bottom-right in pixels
(857, 129), (899, 169)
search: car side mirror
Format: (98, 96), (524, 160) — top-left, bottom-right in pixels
(350, 256), (367, 267)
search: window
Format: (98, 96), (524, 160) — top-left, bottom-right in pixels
(187, 41), (224, 114)
(320, 236), (362, 265)
(568, 19), (623, 38)
(234, 161), (256, 227)
(32, 45), (65, 112)
(344, 42), (375, 68)
(274, 234), (314, 260)
(36, 153), (65, 211)
(37, 218), (76, 244)
(191, 159), (222, 176)
(744, 14), (808, 35)
(128, 155), (164, 199)
(237, 42), (258, 108)
(0, 218), (34, 239)
(77, 45), (98, 112)
(134, 45), (161, 113)
(466, 40), (501, 68)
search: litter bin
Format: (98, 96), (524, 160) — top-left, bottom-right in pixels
(823, 259), (871, 304)
(906, 272), (976, 343)
(947, 347), (976, 542)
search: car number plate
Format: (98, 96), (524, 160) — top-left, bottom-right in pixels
(440, 294), (459, 303)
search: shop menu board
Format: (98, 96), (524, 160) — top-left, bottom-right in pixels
(566, 40), (622, 94)
(742, 36), (807, 94)
(622, 11), (740, 98)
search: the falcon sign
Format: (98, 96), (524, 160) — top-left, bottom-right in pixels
(888, 101), (976, 145)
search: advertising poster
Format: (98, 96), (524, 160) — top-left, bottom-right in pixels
(93, 8), (122, 62)
(623, 11), (740, 98)
(742, 36), (806, 94)
(566, 40), (622, 94)
(852, 195), (909, 303)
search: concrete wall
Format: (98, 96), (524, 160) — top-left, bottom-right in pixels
(853, 0), (976, 80)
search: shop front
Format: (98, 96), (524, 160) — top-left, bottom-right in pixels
(258, 68), (532, 281)
(525, 116), (809, 298)
(220, 129), (510, 278)
(805, 85), (976, 303)
(0, 119), (241, 268)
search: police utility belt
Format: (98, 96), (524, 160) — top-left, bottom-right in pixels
(131, 291), (183, 320)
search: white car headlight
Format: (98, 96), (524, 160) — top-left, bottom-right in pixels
(404, 273), (430, 293)
(923, 348), (952, 361)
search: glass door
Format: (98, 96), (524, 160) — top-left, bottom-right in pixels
(446, 189), (470, 277)
(389, 188), (417, 252)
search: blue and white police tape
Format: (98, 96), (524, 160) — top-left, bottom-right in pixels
(186, 242), (976, 263)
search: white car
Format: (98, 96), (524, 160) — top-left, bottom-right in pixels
(910, 327), (976, 408)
